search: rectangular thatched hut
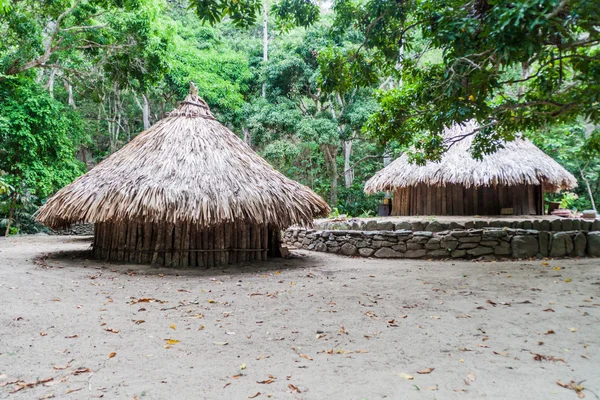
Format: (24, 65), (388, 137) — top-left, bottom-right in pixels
(365, 121), (577, 216)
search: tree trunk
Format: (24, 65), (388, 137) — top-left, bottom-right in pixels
(343, 139), (353, 188)
(242, 127), (251, 146)
(65, 81), (76, 108)
(46, 68), (57, 98)
(142, 94), (150, 130)
(580, 168), (597, 211)
(320, 144), (339, 206)
(262, 1), (268, 98)
(4, 192), (17, 237)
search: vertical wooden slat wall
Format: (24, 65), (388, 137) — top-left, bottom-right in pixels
(392, 184), (543, 216)
(92, 221), (275, 267)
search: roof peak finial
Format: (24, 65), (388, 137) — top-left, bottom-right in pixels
(189, 81), (198, 97)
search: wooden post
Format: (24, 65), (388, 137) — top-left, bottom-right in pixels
(152, 224), (165, 266)
(262, 224), (268, 261)
(190, 225), (197, 267)
(182, 223), (191, 268)
(172, 224), (182, 268)
(196, 227), (205, 268)
(224, 223), (231, 265)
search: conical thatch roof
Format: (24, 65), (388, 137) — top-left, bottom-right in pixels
(365, 120), (577, 194)
(38, 84), (330, 230)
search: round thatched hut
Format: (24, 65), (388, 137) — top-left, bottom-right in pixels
(365, 120), (577, 216)
(37, 84), (330, 267)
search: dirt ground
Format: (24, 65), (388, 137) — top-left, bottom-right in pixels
(1, 235), (599, 400)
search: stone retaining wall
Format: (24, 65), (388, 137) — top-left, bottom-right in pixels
(316, 218), (600, 233)
(283, 227), (600, 259)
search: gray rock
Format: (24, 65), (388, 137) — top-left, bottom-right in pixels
(425, 221), (446, 232)
(440, 239), (458, 251)
(413, 231), (433, 237)
(480, 240), (499, 247)
(489, 220), (507, 228)
(366, 220), (379, 231)
(448, 222), (465, 230)
(329, 246), (341, 254)
(340, 243), (357, 256)
(593, 220), (600, 231)
(358, 247), (375, 257)
(538, 232), (550, 257)
(464, 221), (475, 229)
(573, 232), (587, 257)
(394, 221), (411, 231)
(522, 221), (533, 230)
(458, 235), (482, 243)
(550, 219), (562, 232)
(381, 241), (396, 247)
(425, 241), (441, 250)
(315, 243), (327, 252)
(532, 220), (541, 230)
(428, 249), (450, 257)
(451, 249), (467, 258)
(474, 221), (489, 229)
(411, 222), (425, 231)
(511, 235), (539, 258)
(494, 246), (511, 255)
(372, 241), (383, 249)
(458, 243), (479, 249)
(581, 220), (592, 231)
(572, 219), (582, 231)
(374, 247), (404, 258)
(451, 231), (469, 238)
(561, 219), (573, 231)
(392, 243), (407, 252)
(550, 232), (574, 257)
(377, 221), (395, 231)
(467, 246), (494, 256)
(539, 220), (551, 231)
(405, 249), (427, 258)
(483, 229), (508, 239)
(587, 232), (600, 256)
(407, 242), (424, 250)
(409, 235), (430, 243)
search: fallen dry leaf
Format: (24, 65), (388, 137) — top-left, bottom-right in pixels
(248, 393), (261, 399)
(288, 384), (301, 393)
(64, 334), (78, 339)
(104, 328), (120, 334)
(493, 351), (509, 357)
(53, 362), (71, 371)
(417, 368), (435, 374)
(65, 388), (82, 394)
(240, 363), (247, 370)
(134, 320), (145, 324)
(544, 330), (555, 335)
(397, 373), (414, 380)
(170, 324), (176, 330)
(72, 368), (90, 376)
(40, 332), (48, 337)
(164, 339), (179, 345)
(299, 354), (313, 361)
(257, 379), (275, 384)
(467, 372), (476, 382)
(557, 380), (585, 398)
(108, 352), (116, 359)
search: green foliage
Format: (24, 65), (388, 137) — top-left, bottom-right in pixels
(0, 77), (85, 198)
(188, 0), (262, 28)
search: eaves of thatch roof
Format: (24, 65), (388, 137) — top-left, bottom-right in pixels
(37, 84), (330, 229)
(364, 120), (577, 194)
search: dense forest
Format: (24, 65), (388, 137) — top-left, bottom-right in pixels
(1, 0), (599, 234)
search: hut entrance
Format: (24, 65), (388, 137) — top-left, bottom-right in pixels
(92, 222), (282, 267)
(392, 183), (543, 216)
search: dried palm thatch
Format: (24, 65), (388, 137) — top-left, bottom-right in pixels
(38, 84), (330, 231)
(365, 120), (577, 194)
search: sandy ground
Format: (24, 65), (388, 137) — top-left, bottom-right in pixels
(1, 235), (599, 400)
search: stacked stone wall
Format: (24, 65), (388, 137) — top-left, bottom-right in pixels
(284, 218), (600, 259)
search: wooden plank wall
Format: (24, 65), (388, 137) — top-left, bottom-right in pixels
(92, 222), (278, 267)
(392, 184), (542, 216)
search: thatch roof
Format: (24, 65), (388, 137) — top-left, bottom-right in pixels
(37, 84), (330, 230)
(365, 120), (577, 194)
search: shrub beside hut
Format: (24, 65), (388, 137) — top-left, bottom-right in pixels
(365, 120), (577, 216)
(37, 84), (330, 267)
